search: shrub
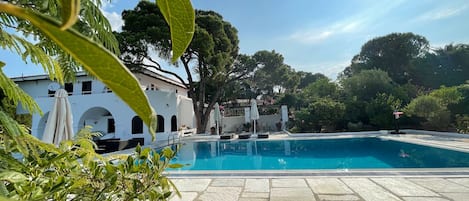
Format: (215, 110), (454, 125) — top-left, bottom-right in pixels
(405, 95), (450, 130)
(456, 114), (469, 134)
(1, 127), (181, 200)
(365, 93), (402, 129)
(347, 121), (364, 131)
(0, 0), (194, 200)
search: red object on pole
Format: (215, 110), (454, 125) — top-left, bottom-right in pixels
(393, 111), (404, 119)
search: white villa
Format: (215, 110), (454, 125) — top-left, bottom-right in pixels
(13, 70), (195, 148)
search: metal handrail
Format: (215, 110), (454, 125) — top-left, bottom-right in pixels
(167, 132), (181, 146)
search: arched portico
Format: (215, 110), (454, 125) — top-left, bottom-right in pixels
(78, 107), (115, 137)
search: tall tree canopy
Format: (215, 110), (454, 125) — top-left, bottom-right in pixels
(251, 50), (299, 96)
(297, 71), (328, 89)
(117, 1), (253, 133)
(341, 69), (394, 101)
(342, 32), (429, 84)
(410, 44), (469, 89)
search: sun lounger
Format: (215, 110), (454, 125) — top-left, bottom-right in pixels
(257, 133), (269, 139)
(220, 134), (234, 139)
(238, 133), (251, 139)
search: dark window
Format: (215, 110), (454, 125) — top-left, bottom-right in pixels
(148, 83), (158, 91)
(65, 83), (73, 95)
(156, 115), (164, 132)
(82, 81), (92, 95)
(132, 116), (143, 134)
(48, 90), (55, 97)
(107, 118), (115, 133)
(171, 115), (177, 131)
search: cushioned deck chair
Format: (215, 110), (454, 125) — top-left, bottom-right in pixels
(238, 133), (251, 139)
(220, 134), (234, 139)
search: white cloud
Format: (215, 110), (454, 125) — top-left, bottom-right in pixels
(293, 60), (350, 80)
(98, 0), (124, 31)
(429, 38), (469, 51)
(100, 0), (117, 10)
(287, 20), (363, 44)
(339, 22), (358, 33)
(286, 0), (406, 44)
(416, 4), (468, 21)
(315, 61), (350, 80)
(286, 0), (407, 44)
(102, 10), (124, 32)
(289, 30), (333, 44)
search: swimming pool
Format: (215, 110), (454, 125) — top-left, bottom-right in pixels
(168, 137), (469, 171)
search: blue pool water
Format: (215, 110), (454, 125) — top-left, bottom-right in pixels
(167, 137), (469, 171)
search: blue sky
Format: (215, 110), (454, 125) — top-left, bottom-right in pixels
(3, 0), (469, 79)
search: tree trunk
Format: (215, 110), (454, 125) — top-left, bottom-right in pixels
(192, 84), (226, 134)
(181, 57), (243, 134)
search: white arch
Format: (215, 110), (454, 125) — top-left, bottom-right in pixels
(77, 107), (115, 137)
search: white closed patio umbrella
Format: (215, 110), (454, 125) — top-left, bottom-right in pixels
(250, 99), (259, 135)
(214, 102), (221, 135)
(42, 89), (74, 146)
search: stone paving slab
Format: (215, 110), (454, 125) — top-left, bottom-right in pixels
(170, 192), (199, 201)
(244, 179), (270, 193)
(342, 178), (402, 201)
(372, 178), (439, 197)
(440, 192), (469, 201)
(317, 194), (361, 201)
(408, 178), (469, 193)
(198, 187), (242, 201)
(172, 178), (211, 192)
(205, 186), (243, 193)
(307, 178), (354, 194)
(270, 187), (315, 201)
(171, 177), (469, 201)
(447, 178), (469, 188)
(272, 178), (308, 188)
(197, 192), (238, 201)
(241, 192), (269, 198)
(238, 198), (268, 201)
(211, 178), (245, 187)
(402, 197), (450, 201)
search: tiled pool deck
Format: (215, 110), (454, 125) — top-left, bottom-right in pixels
(166, 132), (469, 201)
(170, 177), (469, 201)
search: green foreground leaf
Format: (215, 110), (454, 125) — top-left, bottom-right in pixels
(0, 3), (157, 138)
(0, 171), (28, 183)
(157, 0), (195, 63)
(60, 0), (80, 30)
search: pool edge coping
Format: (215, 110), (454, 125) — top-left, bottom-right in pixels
(166, 168), (469, 178)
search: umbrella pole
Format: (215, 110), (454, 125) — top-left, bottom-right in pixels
(253, 120), (256, 135)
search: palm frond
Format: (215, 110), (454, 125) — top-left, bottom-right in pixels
(80, 0), (120, 54)
(0, 30), (64, 83)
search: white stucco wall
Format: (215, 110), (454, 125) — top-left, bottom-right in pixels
(177, 95), (195, 129)
(135, 73), (188, 96)
(15, 72), (193, 145)
(220, 114), (282, 133)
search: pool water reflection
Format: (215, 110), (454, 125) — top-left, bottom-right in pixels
(167, 137), (469, 171)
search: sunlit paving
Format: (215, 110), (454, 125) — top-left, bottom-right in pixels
(2, 0), (469, 200)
